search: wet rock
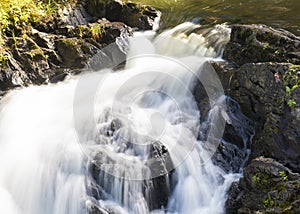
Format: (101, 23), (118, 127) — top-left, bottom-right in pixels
(215, 62), (300, 173)
(219, 24), (300, 213)
(87, 140), (172, 211)
(226, 157), (300, 213)
(223, 24), (300, 66)
(194, 78), (255, 173)
(85, 0), (160, 31)
(86, 198), (110, 214)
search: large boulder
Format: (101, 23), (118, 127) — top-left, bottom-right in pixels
(223, 24), (300, 66)
(85, 0), (160, 31)
(226, 157), (300, 214)
(217, 54), (300, 174)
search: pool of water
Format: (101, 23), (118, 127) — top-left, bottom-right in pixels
(132, 0), (300, 35)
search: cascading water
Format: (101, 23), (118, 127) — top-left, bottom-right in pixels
(0, 22), (254, 214)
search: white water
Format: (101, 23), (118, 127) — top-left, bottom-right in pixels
(0, 23), (242, 214)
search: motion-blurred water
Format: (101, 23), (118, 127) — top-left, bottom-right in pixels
(0, 21), (254, 214)
(132, 0), (300, 35)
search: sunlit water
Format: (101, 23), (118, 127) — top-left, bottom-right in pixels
(131, 0), (300, 35)
(0, 23), (252, 214)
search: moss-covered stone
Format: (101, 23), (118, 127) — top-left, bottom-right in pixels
(223, 24), (300, 66)
(0, 0), (152, 94)
(0, 52), (8, 68)
(226, 157), (300, 213)
(55, 38), (86, 68)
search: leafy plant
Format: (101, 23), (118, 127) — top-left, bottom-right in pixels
(0, 53), (9, 67)
(286, 86), (291, 94)
(279, 171), (288, 181)
(263, 43), (270, 51)
(252, 174), (261, 183)
(263, 197), (271, 208)
(287, 99), (296, 108)
(90, 24), (105, 40)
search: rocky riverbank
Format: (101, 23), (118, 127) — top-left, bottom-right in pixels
(0, 0), (159, 96)
(0, 1), (299, 213)
(214, 24), (300, 213)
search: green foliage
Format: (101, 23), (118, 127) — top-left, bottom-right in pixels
(287, 99), (296, 108)
(91, 25), (100, 40)
(90, 24), (105, 40)
(286, 86), (291, 94)
(0, 53), (9, 67)
(263, 43), (270, 51)
(0, 0), (77, 36)
(263, 196), (272, 208)
(279, 171), (288, 181)
(289, 64), (300, 72)
(284, 65), (300, 108)
(252, 173), (261, 183)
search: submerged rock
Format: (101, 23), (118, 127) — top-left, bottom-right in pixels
(87, 143), (171, 212)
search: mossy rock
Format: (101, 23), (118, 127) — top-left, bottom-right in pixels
(224, 24), (300, 66)
(226, 157), (300, 213)
(55, 38), (86, 68)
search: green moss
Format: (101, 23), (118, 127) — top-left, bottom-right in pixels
(282, 64), (300, 108)
(263, 43), (270, 51)
(273, 127), (279, 133)
(69, 23), (106, 41)
(287, 99), (296, 108)
(90, 23), (105, 40)
(0, 0), (77, 36)
(263, 196), (273, 208)
(26, 47), (44, 60)
(279, 171), (288, 181)
(59, 38), (78, 49)
(0, 52), (8, 67)
(289, 64), (300, 72)
(252, 173), (261, 183)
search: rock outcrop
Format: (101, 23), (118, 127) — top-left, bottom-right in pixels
(223, 24), (300, 66)
(226, 157), (300, 213)
(0, 0), (160, 97)
(216, 24), (300, 213)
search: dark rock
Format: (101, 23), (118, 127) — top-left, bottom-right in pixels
(223, 24), (300, 66)
(194, 75), (255, 173)
(86, 198), (110, 214)
(0, 67), (30, 91)
(215, 62), (300, 173)
(87, 140), (171, 211)
(220, 24), (300, 213)
(226, 157), (300, 213)
(85, 0), (160, 30)
(55, 38), (87, 68)
(0, 0), (154, 95)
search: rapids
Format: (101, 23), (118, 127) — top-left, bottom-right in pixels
(0, 22), (254, 214)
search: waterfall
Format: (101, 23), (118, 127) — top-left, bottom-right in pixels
(0, 22), (253, 214)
